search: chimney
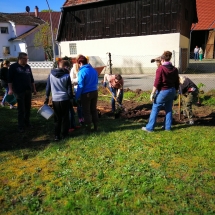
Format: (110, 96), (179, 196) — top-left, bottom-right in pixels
(35, 6), (39, 18)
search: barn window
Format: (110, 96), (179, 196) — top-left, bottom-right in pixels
(185, 9), (188, 21)
(69, 43), (77, 55)
(1, 27), (9, 34)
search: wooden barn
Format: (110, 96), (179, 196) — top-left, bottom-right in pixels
(57, 0), (198, 73)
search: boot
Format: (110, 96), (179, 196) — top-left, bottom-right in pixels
(93, 123), (98, 132)
(83, 123), (91, 134)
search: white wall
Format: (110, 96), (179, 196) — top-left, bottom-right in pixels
(59, 33), (183, 73)
(15, 25), (35, 37)
(180, 34), (189, 48)
(0, 22), (13, 59)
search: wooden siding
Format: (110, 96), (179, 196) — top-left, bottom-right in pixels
(58, 0), (196, 41)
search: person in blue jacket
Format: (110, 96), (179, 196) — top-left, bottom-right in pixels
(45, 60), (73, 141)
(76, 55), (98, 132)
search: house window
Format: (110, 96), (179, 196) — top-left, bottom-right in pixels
(14, 45), (16, 51)
(3, 47), (10, 56)
(1, 27), (9, 34)
(69, 43), (77, 55)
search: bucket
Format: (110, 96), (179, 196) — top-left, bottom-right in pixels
(5, 94), (17, 105)
(37, 104), (54, 120)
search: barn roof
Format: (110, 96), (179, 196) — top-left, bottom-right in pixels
(63, 0), (107, 7)
(192, 0), (215, 30)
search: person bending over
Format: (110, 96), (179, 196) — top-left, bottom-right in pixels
(179, 76), (198, 125)
(103, 74), (124, 112)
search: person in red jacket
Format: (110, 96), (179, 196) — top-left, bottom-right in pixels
(142, 51), (179, 132)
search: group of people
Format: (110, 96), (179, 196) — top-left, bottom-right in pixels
(45, 55), (99, 141)
(0, 51), (199, 139)
(194, 46), (204, 61)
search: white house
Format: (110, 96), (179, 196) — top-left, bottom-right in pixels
(0, 9), (61, 61)
(57, 0), (198, 73)
(0, 12), (44, 60)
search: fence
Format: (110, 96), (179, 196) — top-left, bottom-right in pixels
(101, 52), (215, 92)
(9, 55), (214, 93)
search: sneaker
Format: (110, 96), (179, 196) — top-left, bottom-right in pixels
(69, 128), (75, 132)
(26, 124), (33, 129)
(141, 127), (153, 132)
(1, 102), (5, 107)
(18, 127), (25, 133)
(54, 136), (60, 141)
(189, 120), (194, 125)
(10, 105), (16, 109)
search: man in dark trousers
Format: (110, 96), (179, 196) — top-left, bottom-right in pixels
(45, 60), (73, 141)
(8, 52), (37, 132)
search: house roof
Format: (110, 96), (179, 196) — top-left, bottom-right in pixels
(16, 12), (61, 30)
(192, 0), (215, 30)
(0, 13), (44, 25)
(63, 0), (106, 7)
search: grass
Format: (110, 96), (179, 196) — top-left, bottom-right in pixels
(1, 88), (215, 214)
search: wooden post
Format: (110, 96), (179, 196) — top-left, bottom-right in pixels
(108, 52), (112, 74)
(178, 94), (181, 120)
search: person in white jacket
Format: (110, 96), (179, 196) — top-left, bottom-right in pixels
(70, 60), (84, 125)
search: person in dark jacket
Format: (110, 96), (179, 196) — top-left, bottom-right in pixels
(8, 53), (37, 132)
(45, 60), (73, 141)
(142, 51), (179, 132)
(179, 76), (198, 125)
(0, 60), (15, 109)
(76, 55), (98, 132)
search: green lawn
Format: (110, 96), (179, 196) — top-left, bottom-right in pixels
(0, 104), (215, 214)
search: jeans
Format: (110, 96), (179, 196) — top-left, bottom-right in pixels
(110, 87), (123, 112)
(53, 100), (70, 137)
(146, 88), (176, 131)
(15, 90), (32, 128)
(194, 53), (199, 61)
(81, 90), (98, 125)
(2, 86), (9, 104)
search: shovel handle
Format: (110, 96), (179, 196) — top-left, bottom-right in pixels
(179, 94), (181, 120)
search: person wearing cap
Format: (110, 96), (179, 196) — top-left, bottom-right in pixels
(179, 76), (198, 125)
(103, 74), (124, 112)
(151, 57), (161, 68)
(142, 51), (179, 132)
(75, 55), (98, 132)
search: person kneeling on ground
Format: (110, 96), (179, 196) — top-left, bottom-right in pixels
(75, 55), (98, 132)
(45, 60), (73, 141)
(103, 74), (124, 113)
(179, 76), (198, 125)
(142, 51), (179, 132)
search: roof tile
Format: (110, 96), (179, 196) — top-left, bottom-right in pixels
(192, 0), (215, 30)
(63, 0), (105, 7)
